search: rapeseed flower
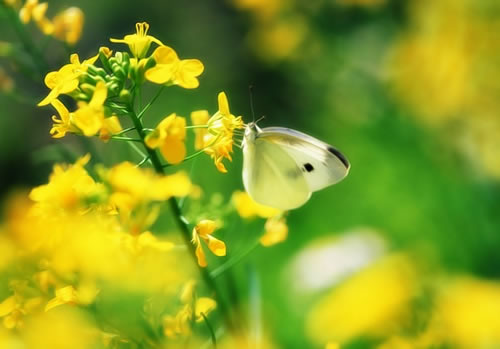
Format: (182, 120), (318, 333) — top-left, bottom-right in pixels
(145, 113), (187, 164)
(191, 220), (226, 267)
(193, 92), (244, 173)
(52, 7), (84, 45)
(145, 45), (204, 88)
(110, 22), (162, 58)
(38, 52), (99, 106)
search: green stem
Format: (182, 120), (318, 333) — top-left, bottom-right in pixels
(127, 106), (236, 332)
(201, 313), (217, 349)
(137, 85), (165, 120)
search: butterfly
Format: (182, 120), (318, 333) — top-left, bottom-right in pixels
(242, 123), (350, 210)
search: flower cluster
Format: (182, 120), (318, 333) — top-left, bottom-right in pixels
(12, 0), (84, 44)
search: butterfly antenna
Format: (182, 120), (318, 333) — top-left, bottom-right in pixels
(249, 85), (256, 123)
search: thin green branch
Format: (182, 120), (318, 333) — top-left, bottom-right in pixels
(110, 136), (143, 142)
(137, 85), (165, 120)
(201, 313), (217, 349)
(210, 239), (260, 279)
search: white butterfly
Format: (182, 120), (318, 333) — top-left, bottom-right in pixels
(242, 123), (350, 210)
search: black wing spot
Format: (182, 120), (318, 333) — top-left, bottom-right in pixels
(327, 147), (350, 168)
(303, 163), (314, 172)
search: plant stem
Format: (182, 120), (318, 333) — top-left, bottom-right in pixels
(127, 106), (236, 332)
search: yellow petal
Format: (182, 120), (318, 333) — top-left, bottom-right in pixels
(0, 296), (16, 317)
(194, 220), (217, 237)
(195, 242), (207, 268)
(204, 235), (226, 257)
(195, 297), (217, 322)
(89, 82), (108, 107)
(160, 137), (186, 164)
(180, 280), (197, 304)
(260, 217), (288, 247)
(50, 99), (70, 123)
(145, 65), (177, 84)
(153, 45), (179, 65)
(218, 92), (230, 115)
(175, 59), (204, 89)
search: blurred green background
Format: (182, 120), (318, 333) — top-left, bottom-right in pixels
(1, 0), (500, 347)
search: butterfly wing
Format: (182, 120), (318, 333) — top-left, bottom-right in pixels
(256, 127), (350, 192)
(242, 134), (312, 210)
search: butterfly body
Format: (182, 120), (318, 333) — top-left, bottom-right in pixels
(242, 123), (350, 210)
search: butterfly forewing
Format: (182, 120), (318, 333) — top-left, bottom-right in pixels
(242, 136), (311, 210)
(256, 127), (350, 192)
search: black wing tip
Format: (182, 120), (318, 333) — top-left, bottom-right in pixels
(327, 146), (350, 169)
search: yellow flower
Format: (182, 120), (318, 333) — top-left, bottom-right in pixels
(19, 0), (54, 35)
(192, 220), (226, 268)
(108, 162), (191, 202)
(306, 254), (416, 345)
(49, 99), (77, 138)
(0, 293), (43, 330)
(260, 217), (288, 246)
(145, 45), (204, 88)
(434, 277), (500, 347)
(145, 113), (186, 164)
(72, 82), (122, 138)
(29, 154), (103, 212)
(200, 92), (244, 173)
(110, 22), (162, 58)
(44, 284), (98, 312)
(163, 281), (217, 338)
(232, 190), (282, 218)
(45, 286), (78, 312)
(38, 52), (99, 106)
(52, 7), (84, 45)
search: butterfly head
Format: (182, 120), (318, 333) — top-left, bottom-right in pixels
(244, 122), (261, 143)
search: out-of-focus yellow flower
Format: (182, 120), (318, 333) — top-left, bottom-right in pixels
(29, 154), (103, 212)
(108, 162), (191, 202)
(163, 281), (217, 338)
(23, 309), (100, 349)
(19, 0), (54, 35)
(44, 286), (78, 312)
(325, 343), (340, 349)
(306, 254), (417, 345)
(145, 45), (204, 89)
(110, 22), (162, 58)
(45, 283), (98, 312)
(52, 7), (84, 45)
(248, 17), (307, 63)
(194, 297), (217, 322)
(145, 113), (186, 164)
(121, 231), (174, 255)
(72, 82), (122, 139)
(198, 92), (244, 173)
(260, 217), (288, 246)
(434, 277), (500, 348)
(232, 0), (283, 20)
(232, 190), (281, 218)
(38, 52), (99, 106)
(0, 293), (43, 330)
(192, 220), (226, 267)
(190, 110), (210, 150)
